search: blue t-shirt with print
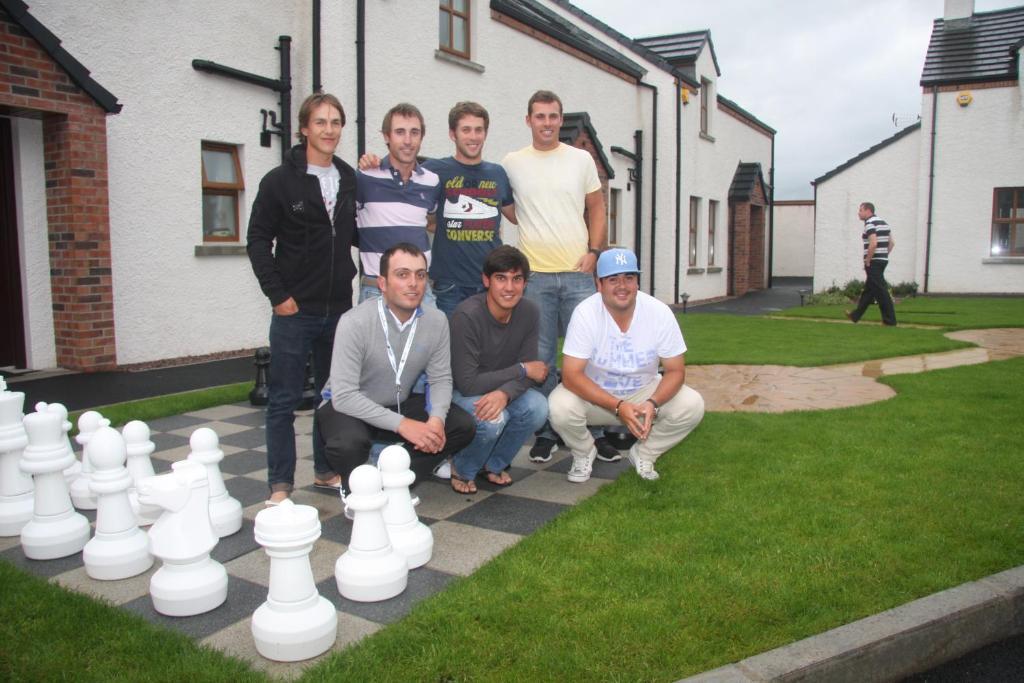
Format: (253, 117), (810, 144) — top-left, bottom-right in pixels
(423, 157), (513, 287)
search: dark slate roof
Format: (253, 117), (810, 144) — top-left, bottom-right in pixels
(548, 0), (699, 88)
(634, 30), (721, 77)
(813, 122), (921, 186)
(0, 0), (121, 113)
(920, 5), (1024, 86)
(728, 162), (768, 202)
(559, 111), (614, 179)
(490, 0), (646, 80)
(717, 95), (776, 135)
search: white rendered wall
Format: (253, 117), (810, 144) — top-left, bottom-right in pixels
(10, 117), (55, 368)
(813, 127), (921, 292)
(921, 85), (1024, 293)
(772, 201), (815, 277)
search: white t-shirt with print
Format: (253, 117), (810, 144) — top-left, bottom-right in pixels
(307, 162), (341, 220)
(561, 291), (687, 398)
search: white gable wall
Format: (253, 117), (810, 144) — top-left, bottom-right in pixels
(772, 201), (814, 277)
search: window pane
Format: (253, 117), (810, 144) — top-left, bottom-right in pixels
(202, 148), (237, 184)
(453, 16), (467, 53)
(991, 223), (1009, 255)
(452, 0), (467, 12)
(1014, 225), (1024, 254)
(995, 189), (1013, 219)
(1017, 191), (1024, 217)
(439, 10), (450, 49)
(203, 194), (237, 238)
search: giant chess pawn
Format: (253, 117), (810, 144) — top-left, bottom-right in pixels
(251, 499), (337, 661)
(0, 378), (33, 536)
(19, 409), (90, 559)
(378, 445), (432, 569)
(122, 421), (161, 526)
(334, 464), (408, 602)
(139, 459), (227, 616)
(69, 411), (104, 510)
(83, 426), (153, 580)
(186, 428), (242, 537)
(34, 402), (81, 488)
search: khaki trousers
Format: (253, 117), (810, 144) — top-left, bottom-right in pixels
(549, 380), (705, 463)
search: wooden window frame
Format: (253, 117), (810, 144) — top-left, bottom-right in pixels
(439, 0), (471, 59)
(708, 199), (718, 266)
(991, 187), (1024, 256)
(689, 196), (700, 267)
(201, 142), (244, 242)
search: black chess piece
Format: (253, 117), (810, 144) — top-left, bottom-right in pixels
(249, 347), (271, 406)
(298, 355), (318, 410)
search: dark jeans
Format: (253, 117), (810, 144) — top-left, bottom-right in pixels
(851, 260), (897, 326)
(316, 394), (476, 487)
(433, 280), (485, 318)
(266, 310), (341, 493)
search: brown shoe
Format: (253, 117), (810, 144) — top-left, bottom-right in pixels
(845, 310), (857, 323)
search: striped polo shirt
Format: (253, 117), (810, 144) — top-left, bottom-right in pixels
(356, 156), (441, 277)
(862, 215), (892, 262)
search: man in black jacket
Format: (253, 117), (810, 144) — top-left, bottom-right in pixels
(247, 93), (358, 504)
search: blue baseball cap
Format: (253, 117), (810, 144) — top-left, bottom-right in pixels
(596, 248), (640, 278)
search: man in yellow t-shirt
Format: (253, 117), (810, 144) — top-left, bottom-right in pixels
(502, 90), (610, 463)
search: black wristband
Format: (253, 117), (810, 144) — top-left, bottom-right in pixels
(588, 247), (601, 257)
(614, 399), (624, 416)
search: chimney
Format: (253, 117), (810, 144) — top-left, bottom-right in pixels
(944, 0), (974, 30)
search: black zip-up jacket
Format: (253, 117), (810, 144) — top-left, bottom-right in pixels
(246, 144), (358, 316)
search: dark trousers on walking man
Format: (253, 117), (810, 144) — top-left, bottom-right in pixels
(850, 260), (896, 326)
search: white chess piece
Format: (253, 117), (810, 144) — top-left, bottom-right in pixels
(69, 411), (104, 510)
(83, 426), (153, 580)
(138, 459), (227, 617)
(19, 409), (90, 559)
(186, 427), (242, 537)
(0, 378), (33, 536)
(122, 421), (161, 526)
(34, 402), (81, 488)
(334, 464), (408, 602)
(378, 445), (432, 569)
(251, 499), (337, 661)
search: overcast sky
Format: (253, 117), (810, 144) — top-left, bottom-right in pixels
(572, 0), (1018, 199)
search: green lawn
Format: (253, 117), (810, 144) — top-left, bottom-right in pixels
(2, 300), (1022, 681)
(778, 295), (1024, 330)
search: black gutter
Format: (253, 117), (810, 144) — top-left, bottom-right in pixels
(674, 80), (682, 302)
(611, 131), (643, 266)
(639, 81), (658, 297)
(767, 135), (775, 287)
(356, 0), (366, 156)
(924, 86), (938, 293)
(312, 0), (322, 93)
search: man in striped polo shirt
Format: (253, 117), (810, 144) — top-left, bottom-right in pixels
(356, 103), (442, 304)
(847, 202), (897, 326)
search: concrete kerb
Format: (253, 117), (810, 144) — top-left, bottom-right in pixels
(680, 565), (1024, 682)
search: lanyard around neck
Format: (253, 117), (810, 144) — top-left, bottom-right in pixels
(377, 298), (419, 411)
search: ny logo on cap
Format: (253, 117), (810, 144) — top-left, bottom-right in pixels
(615, 253), (628, 265)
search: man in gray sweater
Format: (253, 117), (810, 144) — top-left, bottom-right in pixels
(316, 243), (475, 488)
(448, 246), (549, 494)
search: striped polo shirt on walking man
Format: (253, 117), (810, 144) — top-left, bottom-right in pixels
(863, 216), (892, 262)
(356, 155), (441, 277)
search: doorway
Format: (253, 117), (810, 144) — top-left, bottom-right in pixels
(0, 117), (27, 369)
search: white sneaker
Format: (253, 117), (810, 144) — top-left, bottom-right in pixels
(626, 445), (660, 481)
(432, 459), (452, 480)
(567, 449), (596, 483)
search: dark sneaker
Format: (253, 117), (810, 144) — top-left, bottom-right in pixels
(594, 436), (623, 462)
(529, 436), (557, 463)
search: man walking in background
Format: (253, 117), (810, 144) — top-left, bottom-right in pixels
(847, 202), (897, 327)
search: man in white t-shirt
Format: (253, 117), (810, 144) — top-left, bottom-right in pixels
(549, 248), (705, 482)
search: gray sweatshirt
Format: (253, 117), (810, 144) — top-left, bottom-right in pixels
(326, 298), (452, 431)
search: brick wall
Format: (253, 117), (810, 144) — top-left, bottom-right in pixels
(0, 10), (116, 370)
(729, 180), (768, 297)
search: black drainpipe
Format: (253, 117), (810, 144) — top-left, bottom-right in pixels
(356, 0), (367, 156)
(924, 86), (938, 293)
(638, 81), (658, 296)
(611, 131), (643, 263)
(312, 0), (322, 93)
(278, 36), (291, 152)
(767, 135), (775, 288)
(674, 79), (682, 302)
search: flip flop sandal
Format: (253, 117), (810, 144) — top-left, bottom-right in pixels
(450, 472), (477, 495)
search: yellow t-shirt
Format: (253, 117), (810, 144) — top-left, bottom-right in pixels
(502, 143), (601, 273)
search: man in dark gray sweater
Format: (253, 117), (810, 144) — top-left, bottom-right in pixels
(448, 246), (549, 494)
(316, 243), (475, 489)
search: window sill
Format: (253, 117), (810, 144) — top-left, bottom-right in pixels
(687, 267), (705, 274)
(195, 244), (247, 257)
(706, 266), (722, 273)
(434, 50), (485, 73)
(982, 256), (1024, 264)
(699, 132), (715, 143)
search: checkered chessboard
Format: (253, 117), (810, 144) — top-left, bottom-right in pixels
(0, 402), (630, 677)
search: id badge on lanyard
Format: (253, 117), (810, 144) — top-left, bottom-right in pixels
(377, 298), (418, 412)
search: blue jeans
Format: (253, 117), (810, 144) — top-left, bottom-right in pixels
(433, 280), (485, 318)
(524, 271), (595, 439)
(266, 310), (341, 493)
(359, 281), (436, 308)
(451, 389), (549, 480)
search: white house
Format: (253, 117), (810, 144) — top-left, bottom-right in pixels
(813, 0), (1024, 294)
(772, 200), (814, 278)
(1, 0), (774, 372)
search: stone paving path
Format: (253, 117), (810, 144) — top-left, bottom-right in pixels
(688, 328), (1024, 413)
